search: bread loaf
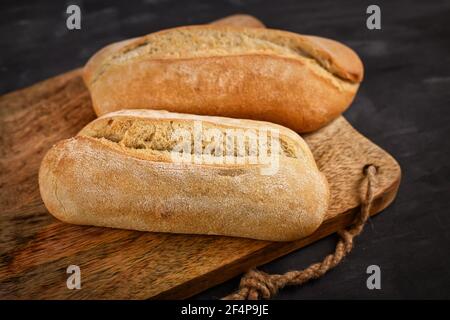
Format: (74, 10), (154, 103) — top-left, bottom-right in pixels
(84, 25), (363, 132)
(39, 110), (329, 241)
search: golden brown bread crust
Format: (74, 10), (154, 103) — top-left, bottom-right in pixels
(83, 39), (136, 86)
(39, 110), (329, 241)
(302, 36), (363, 83)
(83, 14), (265, 85)
(83, 25), (363, 133)
(88, 55), (358, 133)
(210, 14), (266, 28)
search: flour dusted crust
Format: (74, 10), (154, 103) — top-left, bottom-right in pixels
(83, 24), (363, 133)
(39, 110), (329, 241)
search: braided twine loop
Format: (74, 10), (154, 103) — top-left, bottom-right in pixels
(223, 165), (378, 300)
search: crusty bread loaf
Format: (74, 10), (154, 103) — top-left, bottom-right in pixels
(39, 110), (329, 241)
(83, 25), (363, 133)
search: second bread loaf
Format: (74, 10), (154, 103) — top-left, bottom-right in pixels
(84, 25), (363, 133)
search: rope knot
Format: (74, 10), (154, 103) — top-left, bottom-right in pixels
(238, 269), (278, 300)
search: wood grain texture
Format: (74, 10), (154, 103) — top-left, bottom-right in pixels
(0, 69), (400, 299)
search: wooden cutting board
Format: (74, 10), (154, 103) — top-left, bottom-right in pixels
(0, 68), (401, 299)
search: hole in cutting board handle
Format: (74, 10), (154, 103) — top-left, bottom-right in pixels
(363, 164), (378, 174)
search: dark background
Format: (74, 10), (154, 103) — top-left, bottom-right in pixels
(1, 0), (449, 299)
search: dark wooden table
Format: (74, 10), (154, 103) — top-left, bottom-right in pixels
(1, 0), (449, 299)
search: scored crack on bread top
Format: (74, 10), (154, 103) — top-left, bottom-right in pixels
(77, 109), (316, 165)
(87, 25), (363, 85)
